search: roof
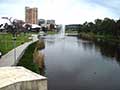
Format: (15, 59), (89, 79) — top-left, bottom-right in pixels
(32, 24), (41, 28)
(0, 18), (11, 25)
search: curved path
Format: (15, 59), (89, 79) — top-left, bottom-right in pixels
(0, 34), (38, 67)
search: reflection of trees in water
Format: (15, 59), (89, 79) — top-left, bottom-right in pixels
(94, 41), (120, 62)
(78, 39), (101, 54)
(80, 40), (95, 51)
(79, 38), (120, 63)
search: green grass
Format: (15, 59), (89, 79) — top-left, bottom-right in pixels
(17, 41), (40, 74)
(0, 33), (31, 55)
(47, 31), (58, 35)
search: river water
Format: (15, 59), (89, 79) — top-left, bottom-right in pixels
(42, 36), (120, 90)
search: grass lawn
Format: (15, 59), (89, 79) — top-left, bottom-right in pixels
(47, 31), (58, 35)
(0, 33), (31, 55)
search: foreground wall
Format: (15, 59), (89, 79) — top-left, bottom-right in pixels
(0, 67), (47, 90)
(0, 80), (47, 90)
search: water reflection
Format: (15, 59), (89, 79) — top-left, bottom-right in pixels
(43, 36), (120, 90)
(45, 39), (55, 47)
(78, 38), (120, 64)
(94, 41), (120, 63)
(81, 40), (94, 51)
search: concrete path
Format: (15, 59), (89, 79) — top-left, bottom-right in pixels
(0, 34), (38, 67)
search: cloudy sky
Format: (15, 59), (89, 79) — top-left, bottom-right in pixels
(0, 0), (120, 24)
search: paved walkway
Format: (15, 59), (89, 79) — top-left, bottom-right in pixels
(0, 34), (38, 67)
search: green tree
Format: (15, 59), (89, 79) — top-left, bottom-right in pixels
(94, 19), (103, 34)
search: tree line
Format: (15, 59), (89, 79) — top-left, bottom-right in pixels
(78, 18), (120, 39)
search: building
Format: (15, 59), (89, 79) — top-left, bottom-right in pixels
(38, 19), (46, 25)
(25, 7), (38, 24)
(47, 19), (55, 24)
(38, 19), (46, 27)
(65, 24), (81, 31)
(46, 19), (55, 31)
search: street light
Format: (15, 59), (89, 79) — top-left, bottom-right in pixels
(1, 17), (17, 65)
(12, 22), (17, 65)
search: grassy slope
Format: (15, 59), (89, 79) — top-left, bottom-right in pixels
(17, 41), (40, 74)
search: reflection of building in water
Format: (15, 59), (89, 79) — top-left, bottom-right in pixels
(25, 7), (38, 24)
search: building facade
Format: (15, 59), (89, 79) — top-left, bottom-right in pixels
(47, 20), (55, 24)
(66, 24), (81, 31)
(25, 7), (38, 24)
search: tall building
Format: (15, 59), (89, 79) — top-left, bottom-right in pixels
(25, 7), (38, 24)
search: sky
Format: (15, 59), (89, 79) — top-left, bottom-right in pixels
(0, 0), (120, 24)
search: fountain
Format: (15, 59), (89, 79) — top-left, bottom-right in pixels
(58, 24), (65, 38)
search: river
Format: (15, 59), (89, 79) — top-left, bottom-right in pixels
(42, 36), (120, 90)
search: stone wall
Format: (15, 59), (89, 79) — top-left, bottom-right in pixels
(0, 67), (47, 90)
(0, 80), (47, 90)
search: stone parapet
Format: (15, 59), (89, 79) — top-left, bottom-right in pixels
(0, 67), (47, 90)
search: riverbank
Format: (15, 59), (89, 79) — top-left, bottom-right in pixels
(17, 41), (39, 73)
(17, 40), (45, 74)
(78, 32), (120, 44)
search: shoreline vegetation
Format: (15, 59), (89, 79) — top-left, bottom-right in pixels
(65, 31), (120, 44)
(65, 17), (120, 44)
(17, 39), (45, 75)
(78, 32), (120, 44)
(66, 17), (120, 44)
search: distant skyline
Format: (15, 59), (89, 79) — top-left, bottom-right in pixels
(0, 0), (120, 24)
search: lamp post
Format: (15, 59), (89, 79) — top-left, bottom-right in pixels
(1, 17), (17, 65)
(12, 22), (17, 65)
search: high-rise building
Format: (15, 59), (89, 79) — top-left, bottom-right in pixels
(25, 7), (38, 24)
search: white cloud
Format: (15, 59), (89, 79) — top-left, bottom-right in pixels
(0, 0), (120, 24)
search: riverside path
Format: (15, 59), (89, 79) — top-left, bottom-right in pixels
(0, 34), (38, 67)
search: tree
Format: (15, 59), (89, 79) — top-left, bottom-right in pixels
(116, 19), (120, 39)
(87, 22), (95, 33)
(94, 19), (103, 34)
(81, 21), (89, 32)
